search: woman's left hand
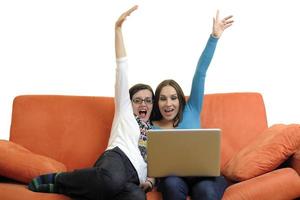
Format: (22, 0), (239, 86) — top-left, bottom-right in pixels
(140, 177), (155, 193)
(212, 10), (234, 38)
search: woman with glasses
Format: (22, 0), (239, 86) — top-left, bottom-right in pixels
(28, 5), (154, 200)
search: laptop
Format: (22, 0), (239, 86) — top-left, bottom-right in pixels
(147, 128), (221, 177)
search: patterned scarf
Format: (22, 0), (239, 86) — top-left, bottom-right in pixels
(135, 115), (151, 163)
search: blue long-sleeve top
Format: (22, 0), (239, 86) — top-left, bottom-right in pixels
(154, 35), (218, 129)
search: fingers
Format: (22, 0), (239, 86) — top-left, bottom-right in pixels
(116, 5), (138, 28)
(215, 10), (220, 20)
(223, 15), (234, 21)
(222, 18), (234, 27)
(122, 5), (138, 19)
(212, 10), (234, 38)
(226, 20), (234, 25)
(224, 23), (233, 29)
(222, 19), (234, 24)
(220, 14), (234, 27)
(215, 10), (234, 26)
(127, 5), (138, 15)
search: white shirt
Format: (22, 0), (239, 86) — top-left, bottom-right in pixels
(106, 57), (147, 184)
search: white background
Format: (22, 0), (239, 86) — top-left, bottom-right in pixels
(1, 0), (299, 140)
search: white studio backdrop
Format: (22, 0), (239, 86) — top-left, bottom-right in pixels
(0, 0), (299, 140)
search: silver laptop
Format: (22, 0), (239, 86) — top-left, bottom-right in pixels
(147, 129), (221, 177)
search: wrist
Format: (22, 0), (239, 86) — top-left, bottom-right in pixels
(146, 179), (154, 189)
(211, 33), (220, 38)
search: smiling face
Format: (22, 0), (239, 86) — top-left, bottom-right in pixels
(152, 79), (186, 128)
(158, 85), (180, 123)
(131, 89), (153, 122)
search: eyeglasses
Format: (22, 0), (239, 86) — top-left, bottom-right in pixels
(132, 97), (153, 105)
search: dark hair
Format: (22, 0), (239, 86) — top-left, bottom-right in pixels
(151, 79), (186, 127)
(129, 83), (154, 100)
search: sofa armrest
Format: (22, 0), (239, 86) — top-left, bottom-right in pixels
(0, 140), (66, 183)
(223, 124), (300, 181)
(223, 168), (300, 200)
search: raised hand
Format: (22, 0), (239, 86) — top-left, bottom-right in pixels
(115, 5), (138, 29)
(115, 5), (138, 58)
(212, 10), (234, 38)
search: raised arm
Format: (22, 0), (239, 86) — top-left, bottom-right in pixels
(114, 6), (138, 112)
(115, 5), (138, 59)
(114, 6), (155, 192)
(187, 11), (234, 113)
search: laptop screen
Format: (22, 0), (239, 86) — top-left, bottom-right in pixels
(147, 129), (221, 177)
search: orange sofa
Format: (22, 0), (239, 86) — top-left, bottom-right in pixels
(1, 93), (300, 200)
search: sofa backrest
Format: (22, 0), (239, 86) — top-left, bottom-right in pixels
(10, 95), (114, 170)
(9, 93), (268, 171)
(201, 92), (268, 169)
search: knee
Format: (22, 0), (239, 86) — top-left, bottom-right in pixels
(97, 168), (124, 195)
(159, 176), (188, 198)
(193, 180), (215, 197)
(192, 177), (228, 200)
(162, 176), (185, 190)
(118, 183), (146, 200)
(129, 188), (146, 200)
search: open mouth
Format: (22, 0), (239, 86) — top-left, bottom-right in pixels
(162, 107), (175, 117)
(164, 108), (174, 113)
(138, 110), (147, 118)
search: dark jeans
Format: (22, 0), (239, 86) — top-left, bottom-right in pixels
(157, 176), (229, 200)
(55, 147), (145, 200)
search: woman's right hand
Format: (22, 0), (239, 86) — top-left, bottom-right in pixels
(115, 5), (138, 29)
(115, 5), (138, 58)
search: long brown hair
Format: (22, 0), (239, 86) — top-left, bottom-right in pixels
(151, 79), (186, 127)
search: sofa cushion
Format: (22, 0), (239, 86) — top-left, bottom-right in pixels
(223, 124), (300, 181)
(290, 148), (300, 175)
(0, 140), (66, 183)
(222, 168), (300, 200)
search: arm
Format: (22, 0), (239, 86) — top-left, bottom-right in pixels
(114, 6), (138, 112)
(115, 5), (138, 58)
(187, 11), (234, 113)
(115, 6), (154, 191)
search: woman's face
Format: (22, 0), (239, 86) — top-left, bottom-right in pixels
(158, 85), (180, 122)
(131, 89), (153, 122)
